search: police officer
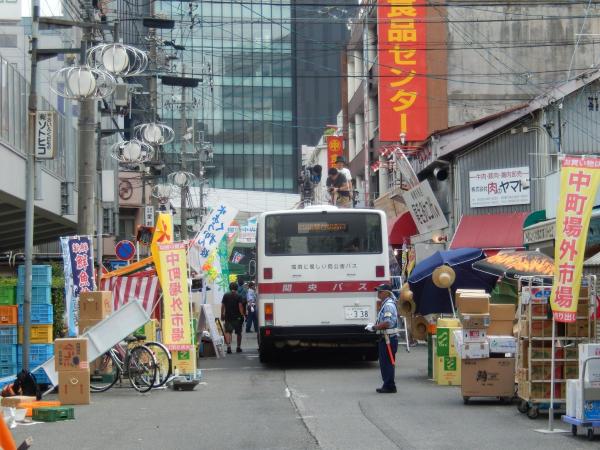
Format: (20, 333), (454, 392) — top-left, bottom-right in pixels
(365, 284), (399, 393)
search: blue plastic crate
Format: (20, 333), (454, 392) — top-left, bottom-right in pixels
(16, 286), (52, 305)
(17, 265), (52, 286)
(18, 304), (53, 325)
(17, 344), (53, 367)
(0, 365), (17, 378)
(0, 345), (16, 366)
(0, 326), (17, 345)
(32, 368), (51, 385)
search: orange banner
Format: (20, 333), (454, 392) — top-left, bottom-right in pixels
(377, 0), (428, 142)
(327, 135), (344, 168)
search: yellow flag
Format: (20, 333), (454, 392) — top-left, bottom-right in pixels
(157, 242), (192, 350)
(151, 213), (173, 275)
(550, 156), (600, 322)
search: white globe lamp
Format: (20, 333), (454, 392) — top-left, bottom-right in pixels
(122, 141), (142, 162)
(67, 68), (96, 98)
(174, 172), (187, 187)
(143, 123), (163, 144)
(102, 46), (129, 74)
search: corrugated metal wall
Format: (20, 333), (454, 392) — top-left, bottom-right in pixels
(555, 79), (600, 155)
(453, 120), (548, 220)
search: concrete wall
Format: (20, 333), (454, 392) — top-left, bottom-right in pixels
(446, 3), (600, 125)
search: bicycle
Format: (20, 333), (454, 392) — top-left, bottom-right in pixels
(89, 335), (158, 393)
(134, 337), (173, 388)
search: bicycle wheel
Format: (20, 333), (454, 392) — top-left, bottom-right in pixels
(127, 345), (157, 393)
(90, 351), (120, 392)
(144, 341), (172, 388)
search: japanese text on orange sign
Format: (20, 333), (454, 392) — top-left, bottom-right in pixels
(326, 136), (344, 168)
(377, 0), (428, 142)
(157, 242), (192, 350)
(550, 156), (600, 323)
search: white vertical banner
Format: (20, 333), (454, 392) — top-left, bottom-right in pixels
(188, 203), (238, 272)
(403, 180), (448, 234)
(35, 111), (57, 159)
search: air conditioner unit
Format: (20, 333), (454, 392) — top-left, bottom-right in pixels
(114, 83), (129, 106)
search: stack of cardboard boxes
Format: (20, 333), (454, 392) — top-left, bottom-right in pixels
(456, 289), (516, 400)
(54, 337), (90, 405)
(434, 318), (461, 385)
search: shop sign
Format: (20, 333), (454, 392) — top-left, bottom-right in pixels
(550, 156), (600, 323)
(403, 180), (448, 234)
(523, 222), (555, 245)
(326, 136), (344, 168)
(377, 0), (428, 141)
(144, 206), (154, 227)
(35, 111), (57, 159)
(469, 166), (530, 208)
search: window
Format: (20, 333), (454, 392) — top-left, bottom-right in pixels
(265, 212), (383, 256)
(118, 215), (136, 241)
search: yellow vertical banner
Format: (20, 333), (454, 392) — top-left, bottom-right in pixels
(157, 242), (192, 350)
(550, 156), (600, 322)
(151, 213), (173, 276)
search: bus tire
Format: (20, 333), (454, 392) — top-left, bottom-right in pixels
(259, 343), (274, 363)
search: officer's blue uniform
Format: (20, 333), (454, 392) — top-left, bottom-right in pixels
(376, 294), (399, 391)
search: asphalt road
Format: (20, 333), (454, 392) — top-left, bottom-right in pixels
(11, 333), (600, 449)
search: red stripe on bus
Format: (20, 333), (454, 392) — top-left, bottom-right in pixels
(258, 281), (383, 294)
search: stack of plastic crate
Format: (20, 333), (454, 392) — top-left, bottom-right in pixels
(16, 265), (53, 385)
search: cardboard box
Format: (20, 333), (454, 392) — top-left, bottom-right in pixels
(489, 336), (517, 354)
(456, 292), (490, 314)
(435, 355), (461, 386)
(459, 313), (490, 329)
(520, 320), (552, 337)
(579, 344), (600, 385)
(172, 347), (197, 375)
(461, 342), (489, 360)
(461, 358), (515, 397)
(565, 362), (578, 380)
(55, 338), (88, 371)
(518, 381), (562, 400)
(58, 369), (90, 405)
(490, 304), (516, 321)
(436, 321), (460, 357)
(567, 320), (591, 338)
(530, 363), (562, 381)
(77, 318), (101, 336)
(462, 328), (487, 343)
(0, 396), (36, 408)
(487, 320), (513, 336)
(78, 291), (112, 321)
(531, 304), (548, 317)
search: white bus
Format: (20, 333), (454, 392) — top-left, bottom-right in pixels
(256, 206), (389, 362)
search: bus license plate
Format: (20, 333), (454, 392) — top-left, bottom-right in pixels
(345, 307), (370, 320)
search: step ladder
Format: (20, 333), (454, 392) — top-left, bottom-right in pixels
(398, 315), (410, 353)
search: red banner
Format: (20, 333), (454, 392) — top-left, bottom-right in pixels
(326, 135), (344, 167)
(377, 0), (428, 142)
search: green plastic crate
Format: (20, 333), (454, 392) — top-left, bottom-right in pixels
(0, 286), (15, 306)
(32, 406), (75, 422)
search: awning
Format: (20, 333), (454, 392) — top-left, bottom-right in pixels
(388, 211), (418, 246)
(450, 212), (530, 250)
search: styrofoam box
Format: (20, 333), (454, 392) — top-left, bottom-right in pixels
(566, 379), (580, 418)
(461, 342), (490, 360)
(462, 328), (487, 343)
(452, 330), (463, 357)
(579, 344), (600, 385)
(488, 336), (517, 354)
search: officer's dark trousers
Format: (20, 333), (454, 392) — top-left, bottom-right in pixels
(378, 335), (398, 389)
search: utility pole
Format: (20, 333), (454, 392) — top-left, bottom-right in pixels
(179, 64), (189, 241)
(362, 9), (371, 208)
(78, 28), (97, 235)
(23, 0), (42, 371)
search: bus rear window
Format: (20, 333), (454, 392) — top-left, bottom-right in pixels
(265, 213), (382, 255)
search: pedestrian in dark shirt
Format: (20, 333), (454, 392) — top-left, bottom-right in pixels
(221, 282), (246, 354)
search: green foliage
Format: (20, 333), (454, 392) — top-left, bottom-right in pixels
(50, 262), (66, 339)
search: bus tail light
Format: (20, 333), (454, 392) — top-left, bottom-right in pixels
(264, 267), (273, 279)
(264, 302), (274, 325)
(376, 265), (385, 277)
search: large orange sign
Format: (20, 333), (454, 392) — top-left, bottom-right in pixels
(327, 135), (344, 167)
(377, 0), (428, 142)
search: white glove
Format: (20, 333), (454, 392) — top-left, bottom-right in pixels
(365, 323), (375, 332)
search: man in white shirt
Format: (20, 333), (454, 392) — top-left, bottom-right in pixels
(336, 156), (352, 186)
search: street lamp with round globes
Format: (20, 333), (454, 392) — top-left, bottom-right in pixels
(174, 172), (188, 186)
(134, 122), (175, 146)
(143, 123), (162, 143)
(50, 65), (116, 100)
(122, 141), (142, 162)
(87, 43), (148, 77)
(111, 139), (153, 164)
